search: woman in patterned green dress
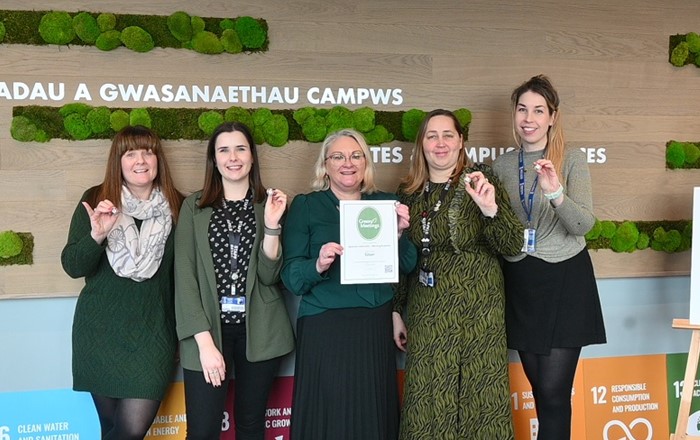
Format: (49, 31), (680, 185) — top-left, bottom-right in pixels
(394, 109), (523, 439)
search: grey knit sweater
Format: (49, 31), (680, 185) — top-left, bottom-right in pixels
(492, 148), (595, 263)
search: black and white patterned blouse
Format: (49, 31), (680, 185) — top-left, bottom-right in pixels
(208, 193), (256, 325)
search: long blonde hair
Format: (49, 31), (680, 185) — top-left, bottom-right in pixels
(511, 75), (565, 177)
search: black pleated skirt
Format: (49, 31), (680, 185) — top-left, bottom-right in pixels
(291, 301), (399, 440)
(503, 248), (607, 355)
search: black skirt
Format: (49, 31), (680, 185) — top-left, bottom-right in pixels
(290, 301), (399, 440)
(503, 248), (607, 355)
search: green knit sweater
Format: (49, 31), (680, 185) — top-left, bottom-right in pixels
(61, 190), (177, 400)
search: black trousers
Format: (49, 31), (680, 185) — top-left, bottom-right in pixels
(183, 323), (282, 440)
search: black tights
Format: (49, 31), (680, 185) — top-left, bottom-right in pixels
(518, 347), (581, 440)
(91, 394), (161, 439)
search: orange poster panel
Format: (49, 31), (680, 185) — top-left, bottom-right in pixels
(508, 361), (585, 440)
(222, 376), (294, 439)
(145, 382), (187, 439)
(398, 369), (406, 407)
(581, 354), (669, 440)
(145, 377), (294, 440)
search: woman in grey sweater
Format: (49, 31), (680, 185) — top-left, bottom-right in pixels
(492, 75), (606, 440)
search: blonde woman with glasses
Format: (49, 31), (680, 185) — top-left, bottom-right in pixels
(282, 129), (418, 440)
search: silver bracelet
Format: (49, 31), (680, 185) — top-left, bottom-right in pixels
(264, 225), (281, 236)
(544, 184), (564, 200)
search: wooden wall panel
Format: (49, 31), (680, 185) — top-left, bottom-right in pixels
(0, 0), (699, 298)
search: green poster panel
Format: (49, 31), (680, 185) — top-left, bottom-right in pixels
(667, 352), (700, 434)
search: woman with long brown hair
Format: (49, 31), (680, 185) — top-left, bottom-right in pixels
(174, 121), (294, 440)
(62, 125), (184, 439)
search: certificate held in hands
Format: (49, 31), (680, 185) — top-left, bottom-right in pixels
(339, 200), (399, 284)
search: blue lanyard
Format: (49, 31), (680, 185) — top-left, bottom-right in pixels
(518, 149), (538, 227)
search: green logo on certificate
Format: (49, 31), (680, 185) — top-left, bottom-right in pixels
(357, 207), (381, 240)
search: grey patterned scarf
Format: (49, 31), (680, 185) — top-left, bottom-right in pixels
(106, 185), (172, 282)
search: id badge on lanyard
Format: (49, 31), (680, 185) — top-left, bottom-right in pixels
(221, 293), (246, 313)
(418, 179), (452, 288)
(522, 228), (536, 253)
(519, 149), (538, 254)
(419, 268), (436, 288)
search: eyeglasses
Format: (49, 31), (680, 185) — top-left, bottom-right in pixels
(325, 151), (365, 165)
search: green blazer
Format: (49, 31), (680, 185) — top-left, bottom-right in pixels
(174, 191), (295, 369)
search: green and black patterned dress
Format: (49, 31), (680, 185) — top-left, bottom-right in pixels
(395, 165), (523, 439)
